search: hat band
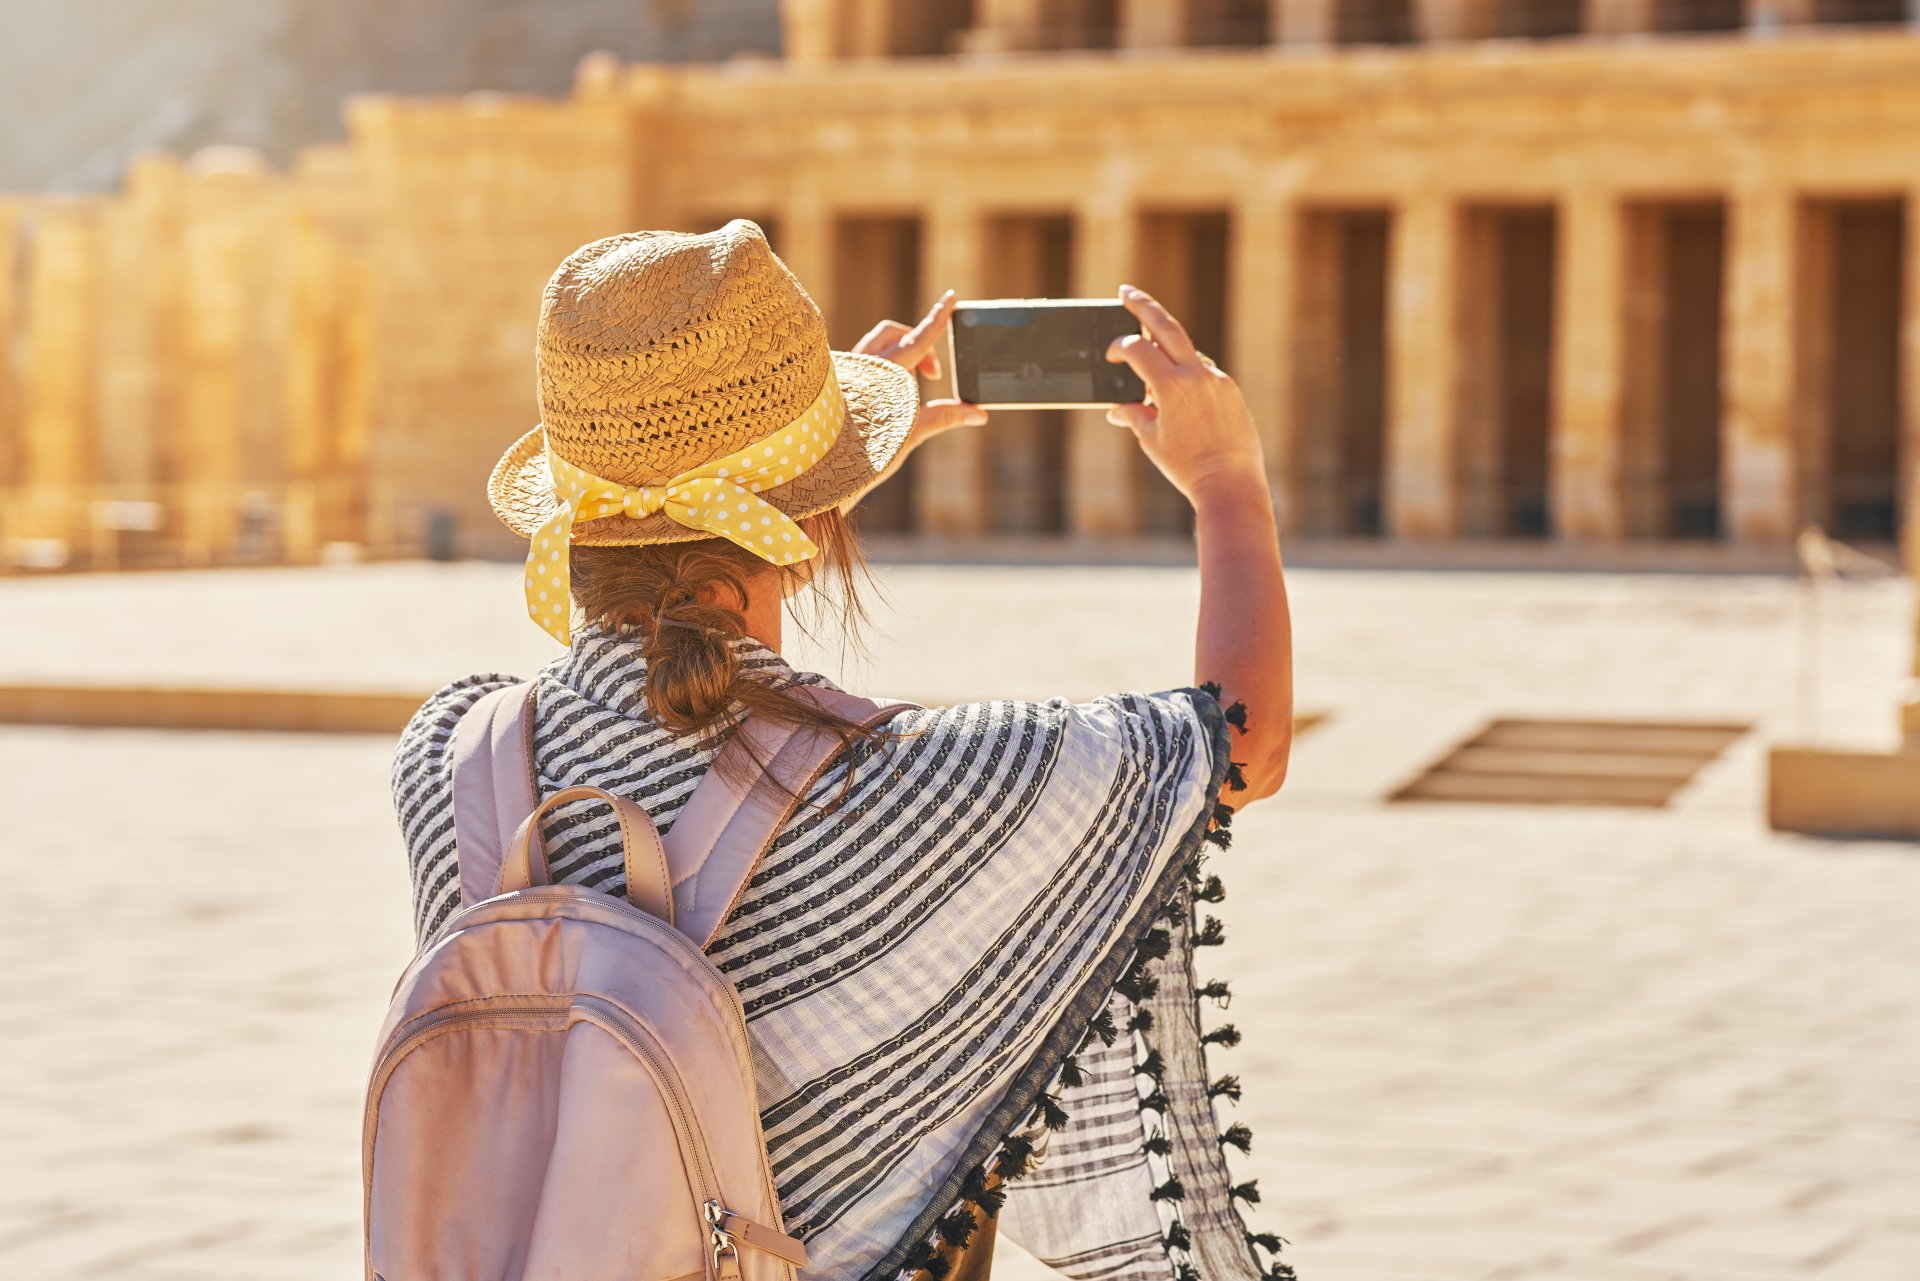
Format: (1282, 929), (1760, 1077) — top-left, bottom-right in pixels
(524, 370), (848, 644)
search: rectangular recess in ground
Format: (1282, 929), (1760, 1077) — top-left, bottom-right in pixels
(1390, 718), (1748, 808)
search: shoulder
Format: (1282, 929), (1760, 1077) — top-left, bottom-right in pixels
(390, 673), (521, 791)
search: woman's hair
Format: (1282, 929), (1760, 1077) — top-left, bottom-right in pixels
(568, 507), (888, 776)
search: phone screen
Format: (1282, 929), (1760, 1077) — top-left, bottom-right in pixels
(949, 299), (1148, 408)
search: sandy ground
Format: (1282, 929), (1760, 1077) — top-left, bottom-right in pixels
(1, 558), (1915, 1280)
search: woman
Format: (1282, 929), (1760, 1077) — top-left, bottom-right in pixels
(392, 221), (1293, 1281)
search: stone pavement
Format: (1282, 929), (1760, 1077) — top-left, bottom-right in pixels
(1, 560), (1917, 1280)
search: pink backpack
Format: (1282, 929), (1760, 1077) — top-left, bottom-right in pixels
(364, 682), (914, 1281)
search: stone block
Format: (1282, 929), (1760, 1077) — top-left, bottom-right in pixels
(1767, 745), (1920, 839)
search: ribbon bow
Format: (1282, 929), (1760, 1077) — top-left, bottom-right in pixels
(526, 372), (847, 644)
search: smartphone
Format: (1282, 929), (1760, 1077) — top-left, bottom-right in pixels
(948, 298), (1148, 409)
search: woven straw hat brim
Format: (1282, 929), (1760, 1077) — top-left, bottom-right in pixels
(488, 350), (918, 545)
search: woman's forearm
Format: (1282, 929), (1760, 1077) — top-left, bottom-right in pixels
(1192, 471), (1292, 805)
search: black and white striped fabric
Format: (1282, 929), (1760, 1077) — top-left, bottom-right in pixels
(391, 625), (1275, 1281)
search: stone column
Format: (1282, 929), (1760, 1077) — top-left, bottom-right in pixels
(20, 206), (99, 552)
(0, 202), (19, 526)
(1551, 189), (1628, 541)
(1385, 194), (1461, 538)
(1275, 0), (1337, 44)
(780, 198), (836, 327)
(1901, 187), (1920, 573)
(915, 206), (990, 537)
(1414, 0), (1496, 40)
(1745, 0), (1815, 32)
(1722, 188), (1800, 544)
(1119, 0), (1190, 48)
(968, 0), (1050, 50)
(1069, 201), (1143, 537)
(780, 0), (841, 62)
(1585, 0), (1657, 33)
(1227, 196), (1295, 530)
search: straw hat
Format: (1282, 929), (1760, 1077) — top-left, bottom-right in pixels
(488, 220), (918, 546)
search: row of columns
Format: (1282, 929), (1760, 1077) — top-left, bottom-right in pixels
(769, 186), (1920, 544)
(787, 0), (1910, 62)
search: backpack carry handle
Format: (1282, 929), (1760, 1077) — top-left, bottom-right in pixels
(499, 785), (675, 926)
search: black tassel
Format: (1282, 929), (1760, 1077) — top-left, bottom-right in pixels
(1160, 896), (1189, 926)
(1230, 1179), (1262, 1207)
(1200, 680), (1223, 701)
(903, 1239), (938, 1275)
(1128, 1006), (1155, 1034)
(1143, 1129), (1172, 1157)
(1197, 978), (1232, 1006)
(1225, 759), (1249, 792)
(1035, 1093), (1069, 1130)
(1194, 917), (1227, 948)
(1089, 1008), (1119, 1046)
(1163, 1222), (1192, 1252)
(1201, 1023), (1242, 1049)
(1210, 801), (1235, 833)
(994, 1135), (1036, 1180)
(1247, 1231), (1290, 1252)
(1204, 825), (1234, 850)
(921, 1251), (953, 1280)
(960, 1165), (990, 1202)
(1134, 1049), (1165, 1080)
(1137, 927), (1172, 962)
(1148, 1176), (1186, 1203)
(1208, 1074), (1242, 1103)
(1116, 969), (1161, 1003)
(1194, 874), (1225, 903)
(1177, 1264), (1202, 1281)
(1057, 1055), (1084, 1090)
(935, 1208), (976, 1249)
(1223, 701), (1249, 734)
(969, 1178), (1007, 1219)
(1139, 1088), (1170, 1115)
(1219, 1121), (1253, 1154)
(1265, 1264), (1298, 1281)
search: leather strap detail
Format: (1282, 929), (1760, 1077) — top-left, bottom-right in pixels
(498, 784), (675, 925)
(713, 1208), (809, 1268)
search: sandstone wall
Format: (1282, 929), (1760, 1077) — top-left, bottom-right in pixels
(4, 22), (1920, 567)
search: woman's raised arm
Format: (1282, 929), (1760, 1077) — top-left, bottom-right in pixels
(1106, 285), (1293, 806)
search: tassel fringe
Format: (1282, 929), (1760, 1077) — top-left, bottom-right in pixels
(899, 682), (1292, 1281)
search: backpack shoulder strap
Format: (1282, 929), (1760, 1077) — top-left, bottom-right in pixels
(665, 688), (920, 949)
(448, 680), (540, 907)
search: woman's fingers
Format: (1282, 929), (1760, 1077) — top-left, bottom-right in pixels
(853, 319), (911, 358)
(1106, 331), (1177, 395)
(1106, 401), (1157, 435)
(915, 398), (987, 438)
(887, 290), (958, 372)
(1118, 284), (1199, 365)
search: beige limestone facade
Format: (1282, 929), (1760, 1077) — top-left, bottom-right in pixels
(3, 1), (1920, 568)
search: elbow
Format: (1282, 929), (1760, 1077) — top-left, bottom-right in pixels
(1235, 730), (1291, 804)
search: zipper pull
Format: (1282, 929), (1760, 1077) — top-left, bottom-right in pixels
(706, 1199), (743, 1281)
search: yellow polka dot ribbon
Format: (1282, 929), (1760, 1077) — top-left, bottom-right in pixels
(525, 371), (847, 644)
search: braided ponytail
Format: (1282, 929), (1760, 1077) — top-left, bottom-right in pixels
(567, 508), (886, 768)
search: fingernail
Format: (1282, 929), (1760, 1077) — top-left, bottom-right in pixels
(1120, 284), (1138, 297)
(965, 409), (988, 425)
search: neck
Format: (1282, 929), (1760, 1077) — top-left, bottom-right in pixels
(739, 574), (784, 652)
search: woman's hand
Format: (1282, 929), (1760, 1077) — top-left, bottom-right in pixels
(1103, 285), (1266, 506)
(842, 290), (988, 510)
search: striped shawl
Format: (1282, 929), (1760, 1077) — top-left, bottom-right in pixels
(391, 626), (1291, 1281)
